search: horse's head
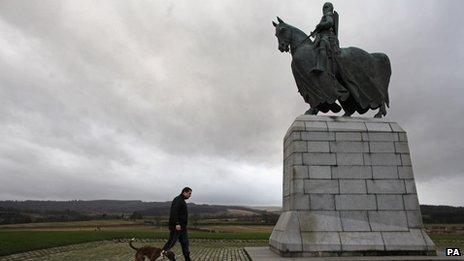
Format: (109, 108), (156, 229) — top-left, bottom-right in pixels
(272, 17), (292, 53)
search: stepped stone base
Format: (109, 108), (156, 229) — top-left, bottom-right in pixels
(269, 115), (436, 257)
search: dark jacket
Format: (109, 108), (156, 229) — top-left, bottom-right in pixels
(168, 194), (188, 229)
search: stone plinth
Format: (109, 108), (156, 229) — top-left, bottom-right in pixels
(269, 115), (436, 257)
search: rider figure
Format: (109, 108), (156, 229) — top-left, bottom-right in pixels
(310, 2), (340, 75)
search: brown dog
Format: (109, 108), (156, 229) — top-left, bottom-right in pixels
(129, 238), (176, 261)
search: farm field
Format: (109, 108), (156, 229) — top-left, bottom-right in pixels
(0, 220), (271, 257)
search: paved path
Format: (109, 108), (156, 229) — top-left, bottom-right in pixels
(0, 239), (267, 261)
(245, 247), (464, 261)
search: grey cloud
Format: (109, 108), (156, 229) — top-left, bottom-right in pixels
(0, 0), (462, 205)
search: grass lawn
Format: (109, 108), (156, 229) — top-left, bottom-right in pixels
(0, 230), (270, 256)
(430, 234), (464, 247)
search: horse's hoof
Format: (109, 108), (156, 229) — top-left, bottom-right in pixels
(305, 108), (318, 115)
(342, 112), (352, 117)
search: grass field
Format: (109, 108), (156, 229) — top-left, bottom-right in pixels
(1, 220), (463, 257)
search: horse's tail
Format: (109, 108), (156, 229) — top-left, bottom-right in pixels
(372, 52), (392, 107)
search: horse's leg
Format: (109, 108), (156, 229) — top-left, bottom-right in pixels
(305, 107), (319, 115)
(374, 103), (387, 118)
(339, 96), (355, 117)
(343, 111), (353, 117)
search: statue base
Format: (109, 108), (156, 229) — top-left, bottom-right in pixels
(269, 115), (436, 257)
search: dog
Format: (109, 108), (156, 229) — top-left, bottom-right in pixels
(129, 238), (176, 261)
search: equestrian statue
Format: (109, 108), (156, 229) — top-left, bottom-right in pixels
(273, 2), (391, 118)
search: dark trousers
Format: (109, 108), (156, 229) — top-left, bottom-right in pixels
(162, 228), (190, 260)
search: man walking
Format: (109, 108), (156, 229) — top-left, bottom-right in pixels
(162, 187), (192, 261)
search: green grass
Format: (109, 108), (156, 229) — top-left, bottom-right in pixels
(430, 234), (464, 241)
(0, 230), (270, 256)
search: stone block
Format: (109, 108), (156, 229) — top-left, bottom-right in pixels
(366, 122), (392, 132)
(340, 232), (385, 251)
(339, 180), (367, 194)
(308, 141), (330, 152)
(403, 194), (420, 210)
(270, 211), (303, 252)
(401, 153), (412, 165)
(382, 229), (427, 251)
(330, 141), (369, 153)
(308, 166), (332, 179)
(332, 166), (372, 179)
(304, 121), (328, 131)
(389, 122), (406, 133)
(290, 194), (310, 210)
(290, 179), (304, 194)
(303, 153), (336, 165)
(285, 153), (303, 166)
(340, 211), (370, 232)
(405, 179), (417, 193)
(372, 166), (398, 179)
(336, 153), (364, 165)
(291, 165), (308, 179)
(367, 180), (406, 194)
(290, 141), (307, 153)
(301, 131), (335, 141)
(299, 211), (342, 232)
(283, 172), (290, 195)
(407, 210), (423, 228)
(369, 142), (395, 153)
(335, 132), (362, 141)
(327, 121), (367, 132)
(398, 166), (414, 179)
(395, 141), (410, 153)
(363, 132), (399, 141)
(305, 180), (339, 194)
(283, 183), (290, 198)
(369, 211), (408, 231)
(290, 121), (306, 132)
(421, 230), (437, 251)
(285, 132), (301, 145)
(310, 194), (335, 210)
(301, 232), (341, 252)
(398, 132), (408, 141)
(335, 195), (377, 210)
(364, 153), (401, 165)
(377, 195), (405, 210)
(282, 196), (290, 211)
(273, 211), (292, 231)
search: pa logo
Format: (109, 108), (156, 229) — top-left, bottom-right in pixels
(446, 248), (461, 256)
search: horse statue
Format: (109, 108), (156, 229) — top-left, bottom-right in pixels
(272, 16), (391, 118)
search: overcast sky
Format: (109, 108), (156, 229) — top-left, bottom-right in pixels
(0, 0), (462, 206)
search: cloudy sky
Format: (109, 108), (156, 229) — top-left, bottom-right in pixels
(0, 0), (462, 206)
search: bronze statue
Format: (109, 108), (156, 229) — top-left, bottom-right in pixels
(272, 2), (391, 118)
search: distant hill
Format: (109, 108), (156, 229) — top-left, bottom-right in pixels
(1, 200), (463, 225)
(421, 204), (464, 224)
(0, 200), (262, 216)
